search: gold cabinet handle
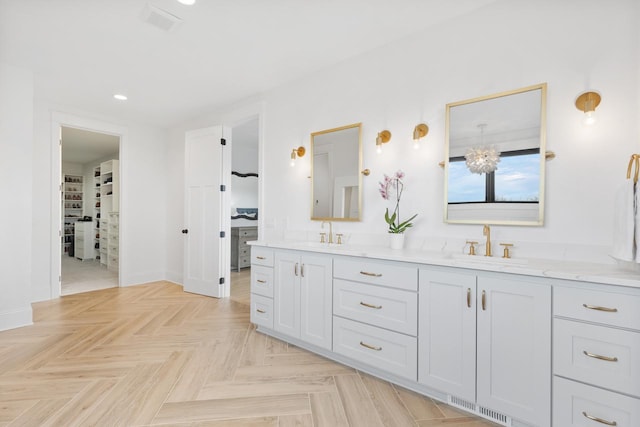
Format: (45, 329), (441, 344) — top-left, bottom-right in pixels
(256, 309), (266, 314)
(256, 256), (266, 260)
(360, 271), (382, 277)
(256, 279), (266, 283)
(583, 350), (619, 362)
(360, 301), (382, 310)
(359, 341), (382, 351)
(481, 290), (486, 311)
(582, 411), (617, 426)
(294, 263), (299, 277)
(467, 288), (471, 308)
(301, 264), (305, 278)
(583, 303), (618, 313)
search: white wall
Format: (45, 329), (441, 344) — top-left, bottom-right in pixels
(31, 102), (169, 302)
(228, 0), (638, 263)
(0, 63), (33, 330)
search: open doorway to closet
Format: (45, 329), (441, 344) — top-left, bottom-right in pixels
(229, 117), (259, 306)
(61, 126), (120, 295)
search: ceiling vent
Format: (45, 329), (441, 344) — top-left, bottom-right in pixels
(140, 3), (182, 32)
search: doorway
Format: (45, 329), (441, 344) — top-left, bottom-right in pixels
(229, 117), (259, 305)
(60, 126), (120, 295)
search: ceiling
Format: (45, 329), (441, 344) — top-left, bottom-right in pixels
(0, 0), (497, 128)
(61, 127), (119, 164)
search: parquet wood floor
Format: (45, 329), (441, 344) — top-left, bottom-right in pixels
(0, 271), (498, 426)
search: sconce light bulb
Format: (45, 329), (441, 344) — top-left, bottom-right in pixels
(413, 141), (420, 150)
(376, 145), (382, 154)
(583, 111), (596, 126)
(290, 159), (296, 167)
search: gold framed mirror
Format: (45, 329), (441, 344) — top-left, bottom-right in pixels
(444, 83), (547, 225)
(311, 123), (362, 221)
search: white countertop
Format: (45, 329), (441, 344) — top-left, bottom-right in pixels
(250, 240), (640, 289)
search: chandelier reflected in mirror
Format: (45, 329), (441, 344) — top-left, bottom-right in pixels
(464, 124), (501, 174)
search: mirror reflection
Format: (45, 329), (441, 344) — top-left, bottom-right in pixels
(311, 123), (362, 221)
(445, 83), (547, 225)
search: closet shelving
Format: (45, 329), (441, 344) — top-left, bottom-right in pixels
(62, 174), (84, 254)
(93, 166), (101, 260)
(98, 160), (119, 267)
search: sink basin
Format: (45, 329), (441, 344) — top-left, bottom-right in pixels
(291, 241), (345, 249)
(446, 252), (528, 266)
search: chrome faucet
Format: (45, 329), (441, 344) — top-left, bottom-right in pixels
(321, 221), (333, 244)
(483, 224), (492, 257)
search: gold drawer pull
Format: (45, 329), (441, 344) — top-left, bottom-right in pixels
(359, 341), (382, 351)
(467, 288), (471, 308)
(582, 411), (617, 426)
(359, 271), (382, 277)
(256, 256), (266, 260)
(256, 309), (266, 314)
(359, 301), (382, 310)
(583, 350), (618, 362)
(582, 303), (618, 313)
(256, 279), (266, 284)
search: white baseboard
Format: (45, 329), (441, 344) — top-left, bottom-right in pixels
(0, 306), (33, 332)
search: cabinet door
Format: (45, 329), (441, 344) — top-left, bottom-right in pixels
(300, 255), (333, 350)
(274, 252), (301, 338)
(477, 276), (551, 427)
(418, 269), (476, 402)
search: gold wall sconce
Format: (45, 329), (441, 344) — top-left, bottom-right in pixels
(412, 123), (429, 149)
(376, 130), (391, 154)
(290, 146), (305, 167)
(575, 91), (601, 126)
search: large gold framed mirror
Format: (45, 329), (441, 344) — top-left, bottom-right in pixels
(311, 123), (362, 221)
(444, 83), (547, 225)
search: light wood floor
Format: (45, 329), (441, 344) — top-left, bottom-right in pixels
(0, 271), (498, 426)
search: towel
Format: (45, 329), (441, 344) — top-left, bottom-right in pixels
(611, 181), (636, 262)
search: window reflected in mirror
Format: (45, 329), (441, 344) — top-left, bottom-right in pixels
(445, 84), (547, 225)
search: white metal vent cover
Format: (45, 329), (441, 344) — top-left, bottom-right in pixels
(140, 3), (182, 32)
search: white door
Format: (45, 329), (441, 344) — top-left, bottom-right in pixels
(274, 251), (301, 338)
(183, 125), (231, 298)
(418, 269), (477, 402)
(476, 276), (551, 427)
(300, 254), (333, 350)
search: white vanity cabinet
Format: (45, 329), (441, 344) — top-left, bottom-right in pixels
(552, 284), (640, 427)
(333, 257), (418, 381)
(274, 250), (333, 350)
(419, 269), (551, 427)
(250, 247), (274, 329)
(418, 269), (477, 401)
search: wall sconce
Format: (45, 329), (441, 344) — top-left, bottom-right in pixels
(412, 123), (429, 149)
(290, 146), (305, 167)
(575, 91), (601, 126)
(376, 130), (391, 154)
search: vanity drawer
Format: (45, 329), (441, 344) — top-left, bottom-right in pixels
(238, 256), (251, 268)
(554, 318), (640, 397)
(250, 294), (273, 329)
(333, 316), (417, 381)
(553, 376), (640, 427)
(554, 286), (640, 331)
(251, 247), (274, 267)
(251, 265), (274, 298)
(334, 257), (417, 291)
(333, 279), (417, 336)
(237, 227), (257, 238)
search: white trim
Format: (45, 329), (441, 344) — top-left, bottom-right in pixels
(50, 112), (127, 299)
(0, 306), (33, 332)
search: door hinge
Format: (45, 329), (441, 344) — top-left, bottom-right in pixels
(220, 138), (226, 146)
(219, 277), (225, 285)
(220, 184), (226, 192)
(60, 183), (63, 191)
(59, 230), (62, 237)
(220, 231), (226, 238)
(59, 275), (62, 283)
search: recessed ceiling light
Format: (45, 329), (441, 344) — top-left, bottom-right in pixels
(113, 94), (128, 101)
(177, 0), (196, 5)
